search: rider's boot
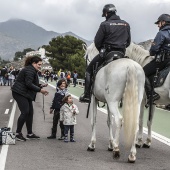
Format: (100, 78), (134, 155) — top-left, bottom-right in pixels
(79, 72), (91, 103)
(145, 77), (160, 103)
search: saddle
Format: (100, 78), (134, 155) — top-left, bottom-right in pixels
(91, 51), (127, 88)
(150, 66), (170, 88)
(95, 51), (128, 75)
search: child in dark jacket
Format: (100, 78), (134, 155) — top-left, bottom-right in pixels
(47, 79), (69, 140)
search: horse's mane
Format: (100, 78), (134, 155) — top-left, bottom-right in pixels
(126, 42), (154, 67)
(85, 42), (99, 62)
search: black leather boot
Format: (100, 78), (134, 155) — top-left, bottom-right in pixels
(145, 77), (160, 102)
(79, 72), (91, 103)
(47, 128), (56, 139)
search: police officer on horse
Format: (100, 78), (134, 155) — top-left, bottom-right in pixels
(79, 4), (131, 103)
(144, 14), (170, 102)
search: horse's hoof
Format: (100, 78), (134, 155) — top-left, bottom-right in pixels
(87, 147), (95, 151)
(135, 144), (142, 148)
(108, 147), (113, 151)
(128, 155), (136, 163)
(128, 158), (136, 163)
(113, 151), (120, 159)
(142, 143), (150, 148)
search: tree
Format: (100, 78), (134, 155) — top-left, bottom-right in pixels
(14, 48), (35, 61)
(14, 51), (23, 61)
(22, 48), (35, 55)
(44, 35), (86, 78)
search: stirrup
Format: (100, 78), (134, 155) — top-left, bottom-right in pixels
(146, 93), (160, 107)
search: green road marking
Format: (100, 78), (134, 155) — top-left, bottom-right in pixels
(48, 80), (170, 139)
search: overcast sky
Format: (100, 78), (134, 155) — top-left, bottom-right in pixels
(0, 0), (170, 43)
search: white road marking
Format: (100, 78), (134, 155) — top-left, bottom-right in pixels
(4, 109), (9, 115)
(45, 81), (170, 146)
(9, 99), (13, 103)
(0, 101), (17, 170)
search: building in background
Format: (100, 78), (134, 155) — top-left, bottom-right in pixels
(26, 48), (52, 71)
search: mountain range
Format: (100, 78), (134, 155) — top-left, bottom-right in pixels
(0, 19), (92, 60)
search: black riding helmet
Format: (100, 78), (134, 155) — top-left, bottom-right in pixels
(102, 4), (117, 17)
(155, 14), (170, 24)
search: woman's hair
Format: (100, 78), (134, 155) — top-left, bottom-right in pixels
(62, 94), (71, 104)
(24, 56), (42, 67)
(57, 78), (68, 88)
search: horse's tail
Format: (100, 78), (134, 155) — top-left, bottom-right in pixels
(122, 64), (138, 148)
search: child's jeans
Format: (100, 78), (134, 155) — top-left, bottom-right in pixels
(64, 125), (74, 140)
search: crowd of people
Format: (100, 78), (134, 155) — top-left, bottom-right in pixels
(0, 66), (21, 86)
(40, 69), (78, 87)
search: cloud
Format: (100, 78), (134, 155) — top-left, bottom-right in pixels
(0, 0), (170, 42)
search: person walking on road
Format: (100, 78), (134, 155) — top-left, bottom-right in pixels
(60, 94), (79, 142)
(8, 66), (16, 87)
(73, 71), (78, 87)
(47, 79), (68, 140)
(12, 56), (49, 141)
(66, 71), (71, 87)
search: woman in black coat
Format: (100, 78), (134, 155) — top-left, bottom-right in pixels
(12, 56), (49, 141)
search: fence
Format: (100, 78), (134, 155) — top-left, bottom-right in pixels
(70, 78), (85, 87)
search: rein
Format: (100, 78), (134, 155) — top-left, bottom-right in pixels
(86, 54), (91, 66)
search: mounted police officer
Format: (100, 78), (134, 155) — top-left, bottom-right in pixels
(144, 14), (170, 102)
(79, 4), (131, 103)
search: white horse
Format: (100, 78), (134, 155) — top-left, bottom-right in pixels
(126, 42), (170, 148)
(83, 43), (145, 163)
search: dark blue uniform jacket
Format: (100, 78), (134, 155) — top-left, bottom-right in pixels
(94, 14), (131, 51)
(150, 25), (170, 56)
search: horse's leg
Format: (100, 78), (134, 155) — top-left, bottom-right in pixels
(143, 105), (156, 148)
(136, 99), (145, 148)
(108, 102), (123, 158)
(128, 103), (142, 163)
(87, 95), (97, 151)
(128, 141), (137, 163)
(107, 105), (114, 151)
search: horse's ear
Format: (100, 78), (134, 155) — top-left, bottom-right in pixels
(82, 43), (87, 51)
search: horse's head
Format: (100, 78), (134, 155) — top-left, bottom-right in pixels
(83, 42), (99, 65)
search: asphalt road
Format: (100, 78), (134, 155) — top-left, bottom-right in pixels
(0, 86), (14, 128)
(0, 85), (170, 170)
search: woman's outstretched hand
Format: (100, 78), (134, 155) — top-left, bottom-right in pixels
(40, 83), (48, 88)
(40, 89), (49, 96)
